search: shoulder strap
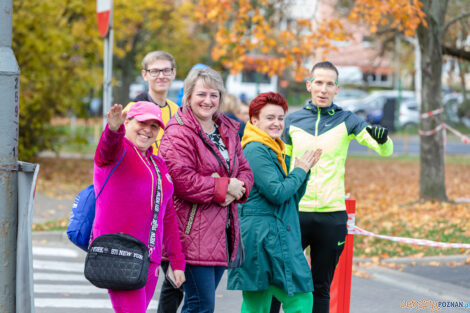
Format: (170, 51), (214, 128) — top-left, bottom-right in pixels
(174, 111), (184, 126)
(148, 156), (163, 251)
(96, 147), (127, 199)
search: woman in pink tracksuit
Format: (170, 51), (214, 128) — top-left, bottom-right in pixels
(92, 101), (186, 313)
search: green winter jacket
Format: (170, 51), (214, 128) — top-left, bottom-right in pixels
(283, 101), (393, 213)
(227, 141), (313, 296)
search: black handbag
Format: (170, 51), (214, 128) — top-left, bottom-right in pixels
(84, 155), (163, 290)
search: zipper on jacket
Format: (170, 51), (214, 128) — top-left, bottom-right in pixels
(315, 108), (321, 136)
(314, 108), (321, 208)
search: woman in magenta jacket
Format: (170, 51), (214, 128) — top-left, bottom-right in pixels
(159, 66), (254, 313)
(93, 101), (186, 313)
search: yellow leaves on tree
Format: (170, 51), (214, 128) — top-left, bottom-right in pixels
(193, 0), (428, 81)
(349, 0), (427, 37)
(13, 0), (102, 160)
(193, 0), (349, 81)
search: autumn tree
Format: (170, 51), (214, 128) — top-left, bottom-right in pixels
(193, 0), (349, 81)
(13, 0), (209, 159)
(112, 0), (210, 104)
(13, 0), (101, 160)
(195, 0), (470, 201)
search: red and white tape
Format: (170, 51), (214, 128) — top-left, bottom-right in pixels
(420, 107), (443, 119)
(419, 108), (469, 145)
(347, 213), (470, 249)
(418, 123), (444, 136)
(444, 124), (470, 144)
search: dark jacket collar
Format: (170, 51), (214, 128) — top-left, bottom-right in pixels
(303, 100), (342, 115)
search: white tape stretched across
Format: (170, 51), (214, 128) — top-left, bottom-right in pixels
(420, 108), (443, 119)
(347, 213), (470, 249)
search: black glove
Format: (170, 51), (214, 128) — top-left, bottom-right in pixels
(366, 125), (388, 144)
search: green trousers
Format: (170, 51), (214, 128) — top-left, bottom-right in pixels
(241, 285), (313, 313)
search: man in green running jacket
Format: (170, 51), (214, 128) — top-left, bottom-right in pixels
(282, 61), (393, 313)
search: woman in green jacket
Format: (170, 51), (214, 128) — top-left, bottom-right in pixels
(227, 92), (321, 313)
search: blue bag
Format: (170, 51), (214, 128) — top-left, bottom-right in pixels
(67, 148), (126, 251)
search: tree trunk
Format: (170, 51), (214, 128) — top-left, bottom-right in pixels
(417, 0), (448, 201)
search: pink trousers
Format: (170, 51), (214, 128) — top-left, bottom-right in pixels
(108, 262), (159, 313)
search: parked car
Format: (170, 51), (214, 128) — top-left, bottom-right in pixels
(334, 89), (368, 106)
(367, 98), (419, 130)
(341, 90), (416, 131)
(398, 99), (420, 129)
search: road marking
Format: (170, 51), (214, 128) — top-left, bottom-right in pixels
(35, 298), (158, 309)
(34, 284), (107, 294)
(34, 273), (87, 282)
(33, 260), (83, 272)
(33, 246), (80, 258)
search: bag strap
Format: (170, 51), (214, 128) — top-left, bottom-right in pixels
(88, 147), (127, 249)
(148, 156), (163, 251)
(96, 147), (127, 199)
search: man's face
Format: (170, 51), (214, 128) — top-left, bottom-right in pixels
(306, 68), (339, 108)
(142, 59), (176, 95)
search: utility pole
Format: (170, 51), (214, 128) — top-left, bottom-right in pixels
(97, 0), (114, 129)
(0, 0), (20, 311)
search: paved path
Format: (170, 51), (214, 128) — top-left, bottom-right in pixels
(32, 233), (470, 313)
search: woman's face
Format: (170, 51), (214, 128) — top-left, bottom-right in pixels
(124, 118), (160, 153)
(188, 79), (220, 124)
(251, 104), (285, 139)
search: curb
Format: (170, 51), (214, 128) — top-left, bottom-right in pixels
(32, 231), (69, 243)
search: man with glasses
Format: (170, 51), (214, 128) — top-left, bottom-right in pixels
(125, 51), (183, 313)
(125, 51), (179, 153)
(281, 61), (393, 313)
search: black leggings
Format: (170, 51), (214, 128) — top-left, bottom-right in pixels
(299, 211), (348, 313)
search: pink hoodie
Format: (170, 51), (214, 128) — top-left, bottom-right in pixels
(92, 124), (185, 271)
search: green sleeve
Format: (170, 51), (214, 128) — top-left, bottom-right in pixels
(245, 143), (308, 205)
(353, 128), (394, 156)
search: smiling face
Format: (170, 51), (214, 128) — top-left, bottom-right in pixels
(124, 118), (160, 153)
(188, 79), (220, 124)
(142, 59), (176, 95)
(251, 104), (285, 139)
(306, 68), (339, 108)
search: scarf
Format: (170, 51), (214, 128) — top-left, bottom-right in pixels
(241, 122), (287, 175)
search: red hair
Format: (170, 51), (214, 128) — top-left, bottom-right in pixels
(249, 92), (288, 122)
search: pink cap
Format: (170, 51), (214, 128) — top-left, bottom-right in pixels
(127, 101), (165, 129)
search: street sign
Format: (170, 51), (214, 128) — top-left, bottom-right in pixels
(96, 0), (112, 38)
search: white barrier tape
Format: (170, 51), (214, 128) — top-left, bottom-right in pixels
(444, 124), (470, 144)
(419, 123), (444, 136)
(455, 198), (470, 203)
(420, 108), (443, 120)
(347, 213), (356, 233)
(347, 214), (470, 249)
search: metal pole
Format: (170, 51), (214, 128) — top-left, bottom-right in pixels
(102, 1), (113, 129)
(102, 35), (109, 129)
(0, 0), (20, 311)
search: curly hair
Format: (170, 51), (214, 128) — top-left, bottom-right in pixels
(249, 92), (288, 122)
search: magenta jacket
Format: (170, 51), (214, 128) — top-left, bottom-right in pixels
(159, 107), (254, 266)
(92, 124), (185, 271)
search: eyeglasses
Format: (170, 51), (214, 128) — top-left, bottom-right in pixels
(145, 67), (174, 77)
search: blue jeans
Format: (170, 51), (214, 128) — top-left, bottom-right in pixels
(181, 265), (225, 313)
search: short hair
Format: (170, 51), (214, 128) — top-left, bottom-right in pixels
(141, 51), (176, 70)
(182, 67), (226, 110)
(310, 61), (339, 80)
(221, 94), (242, 114)
(249, 92), (288, 122)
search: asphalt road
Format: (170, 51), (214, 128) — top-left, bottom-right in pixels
(349, 135), (470, 155)
(31, 233), (470, 313)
